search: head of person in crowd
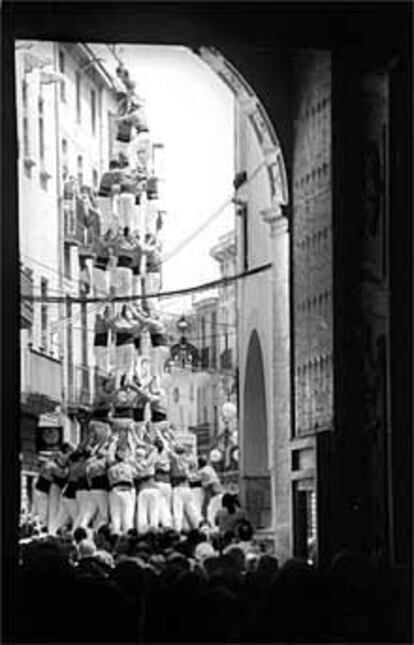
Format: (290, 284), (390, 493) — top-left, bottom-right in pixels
(153, 435), (165, 453)
(256, 553), (279, 580)
(195, 541), (216, 564)
(221, 492), (240, 515)
(73, 527), (88, 546)
(197, 455), (208, 469)
(78, 539), (97, 561)
(223, 545), (246, 573)
(236, 519), (254, 542)
(114, 444), (131, 462)
(199, 519), (213, 536)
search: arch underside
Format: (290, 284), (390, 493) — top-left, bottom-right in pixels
(198, 46), (289, 208)
(242, 330), (272, 530)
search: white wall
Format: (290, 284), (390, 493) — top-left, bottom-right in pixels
(16, 42), (61, 383)
(236, 101), (274, 480)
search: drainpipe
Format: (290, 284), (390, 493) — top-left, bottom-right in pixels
(53, 43), (66, 437)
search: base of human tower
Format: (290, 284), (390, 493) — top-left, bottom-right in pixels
(28, 414), (239, 538)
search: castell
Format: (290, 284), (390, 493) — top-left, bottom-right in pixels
(27, 50), (225, 537)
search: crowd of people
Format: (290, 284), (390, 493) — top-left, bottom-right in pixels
(16, 517), (411, 643)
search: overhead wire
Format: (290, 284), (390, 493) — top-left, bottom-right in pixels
(21, 156), (265, 330)
(21, 262), (272, 303)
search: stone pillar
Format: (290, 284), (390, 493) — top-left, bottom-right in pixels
(262, 205), (292, 561)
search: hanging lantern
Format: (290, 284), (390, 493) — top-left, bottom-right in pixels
(176, 315), (190, 334)
(222, 401), (237, 422)
(210, 448), (222, 464)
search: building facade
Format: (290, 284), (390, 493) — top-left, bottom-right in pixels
(201, 36), (405, 567)
(8, 6), (411, 575)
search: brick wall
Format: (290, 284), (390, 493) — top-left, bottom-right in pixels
(292, 51), (333, 437)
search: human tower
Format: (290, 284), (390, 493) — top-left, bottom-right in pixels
(33, 62), (223, 536)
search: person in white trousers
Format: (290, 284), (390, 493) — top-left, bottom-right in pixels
(135, 439), (161, 534)
(170, 446), (202, 533)
(143, 235), (162, 314)
(93, 307), (112, 377)
(111, 230), (135, 315)
(107, 445), (137, 534)
(188, 469), (204, 525)
(92, 233), (113, 305)
(130, 233), (143, 298)
(52, 449), (85, 533)
(197, 456), (224, 526)
(153, 435), (173, 529)
(84, 448), (110, 530)
(110, 307), (140, 388)
(33, 458), (56, 529)
(72, 449), (94, 531)
(47, 448), (73, 535)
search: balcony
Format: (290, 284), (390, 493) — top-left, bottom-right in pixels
(20, 265), (34, 329)
(66, 363), (93, 409)
(22, 345), (62, 406)
(63, 197), (85, 246)
(63, 202), (79, 246)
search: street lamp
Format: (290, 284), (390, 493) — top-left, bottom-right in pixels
(170, 315), (199, 369)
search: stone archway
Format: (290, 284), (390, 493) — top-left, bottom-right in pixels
(197, 46), (291, 540)
(197, 46), (289, 208)
(242, 330), (272, 529)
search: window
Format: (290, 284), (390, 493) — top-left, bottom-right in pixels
(80, 301), (89, 398)
(92, 168), (98, 189)
(58, 50), (66, 101)
(241, 204), (248, 271)
(62, 138), (68, 178)
(213, 405), (218, 437)
(38, 97), (45, 162)
(64, 245), (71, 279)
(66, 297), (73, 396)
(201, 316), (206, 349)
(90, 89), (96, 134)
(23, 117), (29, 157)
(22, 79), (28, 109)
(75, 71), (81, 123)
(211, 311), (217, 368)
(40, 277), (48, 350)
(77, 155), (83, 188)
(108, 111), (115, 159)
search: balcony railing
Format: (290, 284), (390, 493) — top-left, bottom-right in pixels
(63, 197), (86, 246)
(190, 423), (211, 452)
(66, 363), (93, 408)
(63, 200), (79, 246)
(20, 265), (34, 329)
(23, 345), (62, 404)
